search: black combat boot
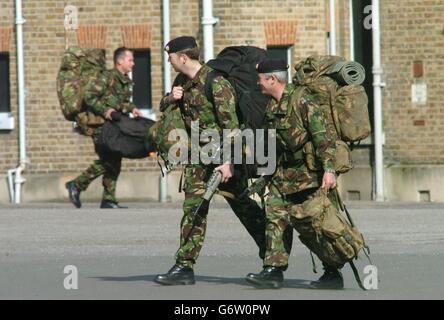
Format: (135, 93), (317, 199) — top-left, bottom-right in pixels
(245, 266), (284, 289)
(100, 201), (128, 209)
(154, 264), (195, 286)
(66, 181), (81, 208)
(310, 267), (344, 290)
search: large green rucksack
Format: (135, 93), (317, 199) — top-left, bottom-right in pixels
(293, 55), (371, 143)
(57, 46), (106, 122)
(292, 55), (371, 174)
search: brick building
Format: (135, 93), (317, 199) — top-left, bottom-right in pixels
(0, 0), (443, 203)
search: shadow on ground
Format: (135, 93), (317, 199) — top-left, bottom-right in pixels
(91, 274), (315, 290)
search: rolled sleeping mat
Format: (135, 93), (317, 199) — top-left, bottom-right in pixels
(327, 60), (366, 85)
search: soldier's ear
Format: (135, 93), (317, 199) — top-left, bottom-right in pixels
(270, 74), (278, 85)
(115, 57), (123, 67)
(180, 53), (188, 64)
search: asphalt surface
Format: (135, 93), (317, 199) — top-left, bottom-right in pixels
(0, 201), (443, 300)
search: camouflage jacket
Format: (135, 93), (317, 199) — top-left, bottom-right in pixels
(266, 83), (337, 195)
(84, 68), (137, 123)
(160, 64), (239, 135)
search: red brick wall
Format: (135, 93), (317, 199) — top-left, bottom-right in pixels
(1, 1), (162, 175)
(212, 0), (327, 62)
(381, 0), (444, 164)
(0, 1), (19, 174)
(2, 0), (441, 179)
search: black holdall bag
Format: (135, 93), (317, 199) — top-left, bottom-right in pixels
(97, 112), (157, 159)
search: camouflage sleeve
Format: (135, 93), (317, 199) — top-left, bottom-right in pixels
(159, 94), (174, 112)
(122, 101), (137, 113)
(211, 76), (239, 130)
(102, 96), (136, 113)
(301, 97), (336, 172)
(158, 73), (187, 112)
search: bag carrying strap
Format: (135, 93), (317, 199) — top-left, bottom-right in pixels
(178, 169), (184, 193)
(170, 73), (189, 134)
(156, 152), (174, 178)
(350, 260), (367, 291)
(333, 187), (355, 227)
(216, 190), (235, 200)
(310, 251), (318, 274)
(333, 188), (374, 290)
(157, 155), (166, 177)
(334, 188), (372, 264)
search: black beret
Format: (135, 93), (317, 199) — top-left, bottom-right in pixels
(256, 59), (289, 73)
(164, 36), (198, 54)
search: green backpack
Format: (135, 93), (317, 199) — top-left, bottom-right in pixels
(293, 55), (371, 144)
(147, 102), (188, 171)
(291, 55), (371, 174)
(56, 46), (106, 122)
(291, 189), (371, 290)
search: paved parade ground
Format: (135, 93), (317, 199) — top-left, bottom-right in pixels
(0, 200), (443, 300)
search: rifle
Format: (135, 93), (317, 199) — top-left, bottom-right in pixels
(239, 175), (270, 200)
(183, 170), (222, 243)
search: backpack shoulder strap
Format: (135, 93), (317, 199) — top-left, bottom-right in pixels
(286, 85), (306, 118)
(204, 70), (226, 107)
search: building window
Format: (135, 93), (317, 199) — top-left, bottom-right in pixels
(131, 49), (152, 110)
(267, 46), (292, 83)
(0, 52), (11, 113)
(352, 0), (374, 138)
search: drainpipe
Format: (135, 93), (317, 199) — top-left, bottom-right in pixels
(8, 0), (27, 204)
(372, 0), (385, 201)
(329, 0), (337, 55)
(7, 168), (15, 203)
(349, 0), (355, 61)
(160, 0), (171, 203)
(202, 0), (218, 62)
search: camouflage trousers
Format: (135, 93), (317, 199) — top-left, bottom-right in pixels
(73, 128), (122, 203)
(175, 165), (267, 269)
(263, 185), (339, 269)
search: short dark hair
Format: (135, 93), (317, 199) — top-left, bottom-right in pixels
(177, 47), (200, 61)
(113, 47), (133, 65)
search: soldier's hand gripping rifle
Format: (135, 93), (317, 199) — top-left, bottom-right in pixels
(195, 170), (222, 214)
(183, 170), (222, 243)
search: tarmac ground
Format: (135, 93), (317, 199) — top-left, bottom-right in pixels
(0, 201), (443, 300)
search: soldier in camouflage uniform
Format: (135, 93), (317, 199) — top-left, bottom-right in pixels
(154, 36), (267, 286)
(244, 59), (344, 289)
(65, 47), (143, 209)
